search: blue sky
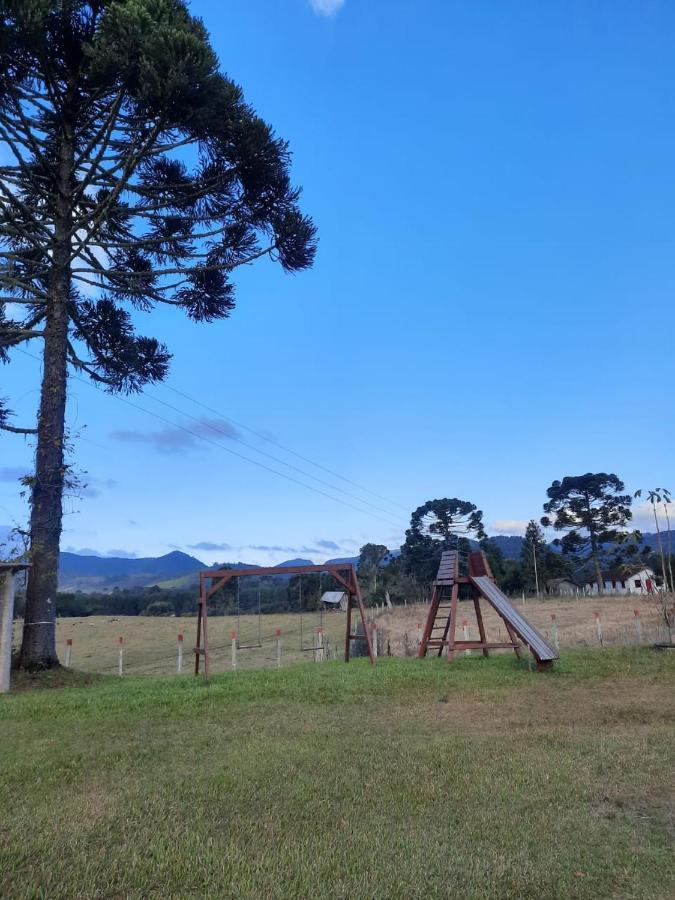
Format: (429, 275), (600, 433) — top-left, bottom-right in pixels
(2, 0), (674, 564)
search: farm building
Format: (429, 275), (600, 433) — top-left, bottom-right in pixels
(586, 567), (658, 595)
(320, 591), (348, 611)
(546, 577), (578, 597)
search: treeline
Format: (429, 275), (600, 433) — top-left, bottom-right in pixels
(15, 572), (350, 619)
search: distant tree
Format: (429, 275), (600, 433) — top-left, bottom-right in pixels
(144, 599), (174, 617)
(287, 573), (320, 612)
(520, 520), (547, 595)
(541, 474), (632, 594)
(402, 498), (485, 583)
(358, 543), (389, 596)
(479, 537), (505, 583)
(0, 1), (316, 669)
(634, 488), (673, 593)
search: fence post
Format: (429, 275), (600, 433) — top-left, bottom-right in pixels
(0, 570), (15, 694)
(65, 638), (72, 668)
(550, 614), (559, 651)
(462, 619), (470, 656)
(118, 636), (124, 676)
(416, 622), (422, 650)
(231, 631), (237, 670)
(372, 623), (378, 660)
(633, 609), (642, 644)
(594, 612), (604, 648)
(276, 628), (282, 668)
(177, 633), (183, 673)
(314, 627), (324, 662)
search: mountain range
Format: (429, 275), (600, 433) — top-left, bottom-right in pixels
(5, 530), (672, 592)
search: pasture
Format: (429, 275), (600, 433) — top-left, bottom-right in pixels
(13, 592), (670, 676)
(1, 650), (674, 898)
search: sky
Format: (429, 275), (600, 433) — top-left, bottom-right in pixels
(1, 0), (674, 564)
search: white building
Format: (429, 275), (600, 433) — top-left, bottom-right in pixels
(586, 567), (658, 595)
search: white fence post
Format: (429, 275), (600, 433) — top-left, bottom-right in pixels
(314, 627), (324, 662)
(0, 570), (16, 694)
(372, 623), (378, 660)
(462, 619), (470, 656)
(118, 636), (124, 676)
(594, 612), (604, 648)
(550, 614), (559, 651)
(177, 633), (183, 673)
(231, 630), (237, 670)
(276, 628), (282, 668)
(65, 638), (72, 668)
(633, 608), (642, 644)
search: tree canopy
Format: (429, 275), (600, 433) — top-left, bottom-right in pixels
(541, 473), (632, 592)
(402, 497), (485, 583)
(0, 0), (316, 668)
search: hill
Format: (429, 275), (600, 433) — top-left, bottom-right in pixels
(48, 528), (675, 591)
(58, 550), (205, 591)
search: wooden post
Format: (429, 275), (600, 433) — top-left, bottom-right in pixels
(372, 623), (378, 660)
(446, 584), (459, 662)
(634, 609), (642, 644)
(118, 636), (124, 676)
(177, 633), (183, 673)
(231, 631), (237, 670)
(65, 638), (72, 668)
(416, 622), (422, 650)
(594, 612), (604, 648)
(0, 570), (16, 694)
(275, 628), (282, 669)
(344, 593), (353, 662)
(473, 596), (489, 658)
(550, 614), (559, 651)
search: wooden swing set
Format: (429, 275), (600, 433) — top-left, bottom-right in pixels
(194, 561), (375, 675)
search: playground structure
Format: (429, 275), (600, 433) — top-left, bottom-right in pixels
(419, 549), (558, 670)
(194, 562), (375, 675)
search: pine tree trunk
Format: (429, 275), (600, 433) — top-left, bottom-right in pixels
(652, 505), (668, 595)
(590, 532), (603, 594)
(663, 504), (674, 594)
(18, 123), (73, 670)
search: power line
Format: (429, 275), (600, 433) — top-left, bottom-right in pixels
(141, 389), (399, 519)
(17, 349), (402, 529)
(160, 382), (409, 512)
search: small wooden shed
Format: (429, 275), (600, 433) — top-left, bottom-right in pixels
(320, 591), (348, 611)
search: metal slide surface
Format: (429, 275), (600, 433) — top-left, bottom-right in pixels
(470, 576), (558, 662)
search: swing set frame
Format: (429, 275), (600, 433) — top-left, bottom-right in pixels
(194, 562), (375, 675)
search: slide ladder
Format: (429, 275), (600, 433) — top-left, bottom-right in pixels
(418, 550), (459, 657)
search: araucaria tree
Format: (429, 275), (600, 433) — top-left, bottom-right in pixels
(402, 498), (486, 583)
(0, 1), (316, 669)
(520, 519), (547, 595)
(541, 474), (632, 594)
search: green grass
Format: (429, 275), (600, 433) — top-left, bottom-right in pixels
(1, 649), (674, 899)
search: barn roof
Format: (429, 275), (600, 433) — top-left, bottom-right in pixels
(321, 591), (347, 604)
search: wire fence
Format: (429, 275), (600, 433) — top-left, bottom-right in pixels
(11, 594), (674, 677)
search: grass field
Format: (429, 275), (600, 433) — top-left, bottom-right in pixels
(11, 592), (669, 677)
(1, 649), (674, 898)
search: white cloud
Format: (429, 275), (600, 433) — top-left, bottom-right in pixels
(630, 502), (673, 534)
(309, 0), (345, 16)
(490, 519), (529, 536)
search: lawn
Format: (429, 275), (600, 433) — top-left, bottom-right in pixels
(1, 650), (674, 899)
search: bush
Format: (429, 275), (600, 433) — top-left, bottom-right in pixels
(144, 600), (175, 617)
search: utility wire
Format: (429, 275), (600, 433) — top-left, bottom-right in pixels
(142, 389), (399, 519)
(160, 383), (409, 512)
(17, 349), (402, 529)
